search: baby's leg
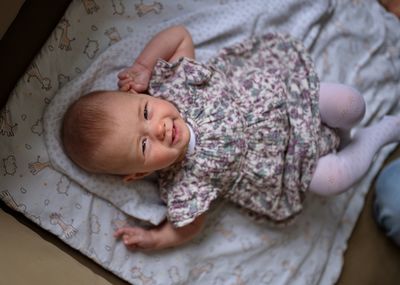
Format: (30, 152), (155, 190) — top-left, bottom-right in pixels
(319, 83), (366, 146)
(309, 116), (400, 196)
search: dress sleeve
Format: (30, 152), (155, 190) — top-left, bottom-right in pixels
(159, 167), (219, 228)
(167, 185), (218, 228)
(148, 57), (214, 101)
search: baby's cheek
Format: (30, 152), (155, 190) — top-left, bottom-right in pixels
(147, 149), (172, 171)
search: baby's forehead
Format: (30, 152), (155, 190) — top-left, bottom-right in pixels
(102, 92), (155, 122)
(105, 94), (142, 122)
(108, 91), (148, 103)
(102, 91), (138, 107)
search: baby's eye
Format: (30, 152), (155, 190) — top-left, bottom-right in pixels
(142, 138), (147, 154)
(144, 102), (149, 120)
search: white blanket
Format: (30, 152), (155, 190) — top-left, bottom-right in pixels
(1, 0), (400, 284)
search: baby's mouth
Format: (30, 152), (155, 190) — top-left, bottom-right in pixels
(172, 122), (178, 145)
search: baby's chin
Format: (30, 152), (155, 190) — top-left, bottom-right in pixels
(174, 144), (189, 164)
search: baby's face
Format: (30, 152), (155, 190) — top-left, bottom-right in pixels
(101, 91), (190, 177)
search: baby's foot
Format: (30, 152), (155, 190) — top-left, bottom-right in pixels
(376, 115), (400, 142)
(352, 114), (400, 147)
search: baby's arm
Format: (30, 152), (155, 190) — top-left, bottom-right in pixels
(114, 214), (205, 250)
(118, 25), (195, 92)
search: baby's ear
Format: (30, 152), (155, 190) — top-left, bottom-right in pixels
(123, 172), (150, 182)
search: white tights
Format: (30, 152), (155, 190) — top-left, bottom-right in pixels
(309, 83), (400, 196)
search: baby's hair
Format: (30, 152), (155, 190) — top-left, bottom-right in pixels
(61, 90), (115, 173)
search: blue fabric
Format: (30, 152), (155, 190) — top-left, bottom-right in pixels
(374, 159), (400, 246)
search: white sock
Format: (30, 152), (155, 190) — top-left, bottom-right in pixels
(310, 115), (400, 196)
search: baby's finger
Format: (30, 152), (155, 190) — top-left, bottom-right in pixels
(117, 70), (130, 80)
(128, 88), (138, 94)
(123, 234), (140, 244)
(113, 228), (126, 238)
(122, 233), (147, 249)
(119, 83), (131, 92)
(124, 240), (139, 250)
(114, 227), (138, 237)
(118, 78), (133, 88)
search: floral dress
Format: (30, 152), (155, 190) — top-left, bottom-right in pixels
(148, 33), (340, 227)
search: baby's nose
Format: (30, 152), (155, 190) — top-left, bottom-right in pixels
(154, 121), (166, 140)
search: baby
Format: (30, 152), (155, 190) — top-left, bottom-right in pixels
(62, 90), (190, 177)
(62, 26), (400, 250)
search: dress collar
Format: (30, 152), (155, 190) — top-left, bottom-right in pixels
(186, 123), (196, 155)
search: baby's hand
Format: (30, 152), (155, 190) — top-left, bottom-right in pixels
(114, 227), (158, 250)
(117, 62), (151, 93)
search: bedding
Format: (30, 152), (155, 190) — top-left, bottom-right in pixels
(1, 0), (400, 285)
(0, 0), (72, 109)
